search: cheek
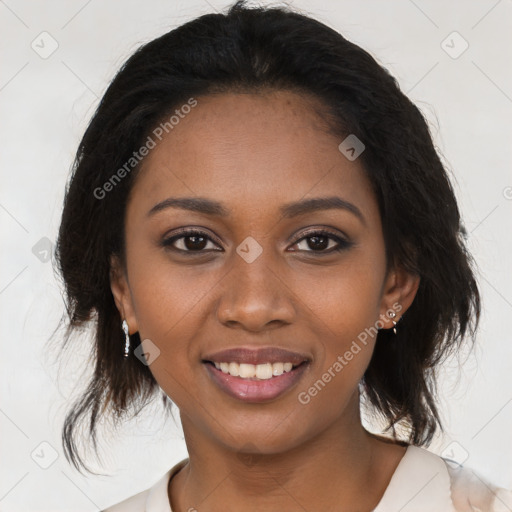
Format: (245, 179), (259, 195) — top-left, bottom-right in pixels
(298, 251), (385, 336)
(125, 257), (206, 410)
(125, 239), (215, 338)
(295, 250), (384, 388)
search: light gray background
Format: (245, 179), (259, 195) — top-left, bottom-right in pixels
(1, 1), (511, 510)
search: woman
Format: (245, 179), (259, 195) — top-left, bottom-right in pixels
(54, 1), (512, 510)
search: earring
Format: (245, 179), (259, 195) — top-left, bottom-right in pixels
(388, 311), (397, 335)
(122, 320), (130, 357)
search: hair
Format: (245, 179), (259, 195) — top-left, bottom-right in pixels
(53, 0), (480, 474)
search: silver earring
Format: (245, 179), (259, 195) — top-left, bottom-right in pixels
(388, 311), (397, 335)
(122, 320), (130, 357)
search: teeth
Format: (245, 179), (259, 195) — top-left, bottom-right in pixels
(256, 363), (272, 379)
(228, 362), (239, 377)
(212, 361), (298, 379)
(272, 362), (284, 376)
(239, 363), (255, 378)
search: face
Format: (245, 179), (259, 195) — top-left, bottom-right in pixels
(110, 90), (419, 455)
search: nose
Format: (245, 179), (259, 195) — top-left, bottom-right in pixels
(215, 251), (296, 332)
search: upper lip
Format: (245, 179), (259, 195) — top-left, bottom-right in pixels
(203, 347), (311, 366)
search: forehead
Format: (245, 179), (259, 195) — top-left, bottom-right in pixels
(127, 90), (378, 225)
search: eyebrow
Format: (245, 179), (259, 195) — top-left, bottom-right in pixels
(147, 196), (365, 225)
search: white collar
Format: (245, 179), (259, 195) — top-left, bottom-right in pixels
(372, 445), (456, 511)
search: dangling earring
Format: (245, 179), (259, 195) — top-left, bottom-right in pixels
(122, 319), (130, 357)
(388, 311), (397, 335)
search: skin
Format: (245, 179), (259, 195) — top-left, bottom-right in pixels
(110, 90), (420, 512)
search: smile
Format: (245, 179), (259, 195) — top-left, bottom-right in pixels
(203, 360), (309, 402)
(212, 361), (297, 379)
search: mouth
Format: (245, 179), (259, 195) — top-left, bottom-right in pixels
(204, 360), (306, 379)
(202, 347), (311, 403)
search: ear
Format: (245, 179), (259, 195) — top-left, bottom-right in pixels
(109, 254), (138, 334)
(378, 264), (420, 329)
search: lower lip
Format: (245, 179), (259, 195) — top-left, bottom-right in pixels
(204, 362), (309, 403)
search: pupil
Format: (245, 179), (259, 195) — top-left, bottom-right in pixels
(185, 235), (206, 250)
(308, 236), (328, 250)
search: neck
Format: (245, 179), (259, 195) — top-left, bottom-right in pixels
(169, 394), (394, 512)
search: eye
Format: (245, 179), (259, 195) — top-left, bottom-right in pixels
(161, 229), (222, 253)
(290, 229), (352, 254)
(161, 228), (352, 255)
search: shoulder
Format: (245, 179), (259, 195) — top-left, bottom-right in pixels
(443, 454), (512, 511)
(102, 458), (189, 512)
(102, 487), (149, 512)
(385, 445), (512, 512)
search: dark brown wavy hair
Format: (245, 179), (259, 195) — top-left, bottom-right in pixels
(52, 0), (480, 474)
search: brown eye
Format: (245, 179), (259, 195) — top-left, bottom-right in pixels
(292, 230), (352, 254)
(303, 234), (330, 251)
(182, 234), (208, 251)
(161, 230), (221, 253)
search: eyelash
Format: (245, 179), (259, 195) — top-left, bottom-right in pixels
(161, 228), (352, 255)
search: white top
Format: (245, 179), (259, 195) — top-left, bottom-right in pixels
(103, 445), (512, 511)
